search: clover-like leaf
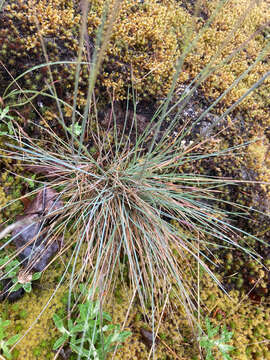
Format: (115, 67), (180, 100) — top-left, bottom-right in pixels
(205, 317), (219, 338)
(10, 282), (23, 293)
(70, 323), (85, 334)
(53, 287), (131, 359)
(70, 342), (99, 360)
(5, 259), (20, 278)
(0, 106), (10, 120)
(220, 326), (234, 343)
(0, 318), (20, 359)
(67, 122), (82, 136)
(0, 256), (9, 266)
(32, 272), (42, 281)
(22, 282), (32, 293)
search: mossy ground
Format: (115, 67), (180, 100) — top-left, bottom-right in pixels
(0, 0), (269, 359)
(0, 252), (269, 360)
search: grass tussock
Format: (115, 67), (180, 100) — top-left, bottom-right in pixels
(0, 0), (269, 358)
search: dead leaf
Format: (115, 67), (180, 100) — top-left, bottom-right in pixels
(25, 188), (63, 215)
(11, 188), (62, 272)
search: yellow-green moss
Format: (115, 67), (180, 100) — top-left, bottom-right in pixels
(0, 235), (269, 359)
(1, 0), (269, 113)
(1, 284), (66, 360)
(247, 137), (270, 192)
(182, 0), (270, 122)
(0, 172), (23, 223)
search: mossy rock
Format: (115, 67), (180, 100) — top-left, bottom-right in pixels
(0, 0), (269, 111)
(1, 0), (269, 194)
(0, 0), (185, 105)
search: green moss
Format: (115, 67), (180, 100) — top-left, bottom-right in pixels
(39, 340), (49, 349)
(19, 310), (28, 320)
(216, 313), (223, 321)
(32, 347), (41, 357)
(55, 308), (65, 319)
(159, 333), (167, 341)
(14, 324), (23, 333)
(11, 304), (19, 312)
(12, 349), (20, 360)
(60, 292), (69, 306)
(0, 285), (66, 360)
(235, 278), (244, 289)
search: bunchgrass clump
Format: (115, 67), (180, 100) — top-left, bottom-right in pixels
(0, 0), (269, 358)
(0, 90), (265, 322)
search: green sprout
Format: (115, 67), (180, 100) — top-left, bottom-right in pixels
(53, 286), (131, 359)
(0, 256), (20, 280)
(0, 318), (20, 359)
(67, 122), (82, 136)
(199, 317), (234, 360)
(0, 106), (14, 135)
(11, 271), (41, 293)
(0, 255), (41, 293)
(25, 174), (37, 189)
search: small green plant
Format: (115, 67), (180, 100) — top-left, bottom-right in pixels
(0, 256), (20, 280)
(0, 255), (41, 293)
(53, 286), (131, 359)
(0, 317), (20, 359)
(0, 106), (13, 121)
(0, 106), (14, 135)
(67, 122), (82, 136)
(25, 173), (37, 189)
(11, 270), (41, 293)
(199, 317), (234, 360)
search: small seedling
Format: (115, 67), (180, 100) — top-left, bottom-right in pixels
(0, 106), (14, 135)
(198, 317), (234, 360)
(53, 285), (131, 359)
(25, 174), (37, 189)
(0, 256), (20, 280)
(0, 317), (20, 359)
(67, 122), (82, 136)
(11, 270), (41, 293)
(0, 255), (41, 293)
